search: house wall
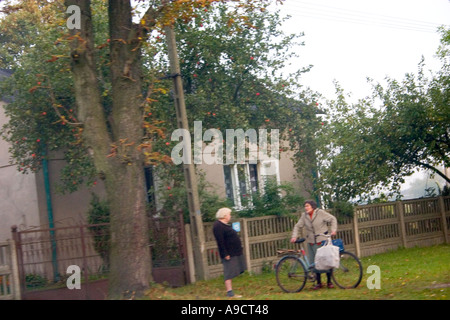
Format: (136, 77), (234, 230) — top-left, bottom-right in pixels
(197, 162), (227, 198)
(1, 99), (106, 241)
(279, 148), (312, 199)
(2, 86), (312, 240)
(0, 101), (41, 241)
(34, 153), (107, 229)
(197, 144), (312, 201)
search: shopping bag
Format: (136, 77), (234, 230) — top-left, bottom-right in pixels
(314, 239), (340, 270)
(321, 238), (345, 252)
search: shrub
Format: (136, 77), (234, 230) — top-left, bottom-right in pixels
(238, 179), (304, 218)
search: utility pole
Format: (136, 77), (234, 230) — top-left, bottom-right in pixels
(163, 16), (208, 281)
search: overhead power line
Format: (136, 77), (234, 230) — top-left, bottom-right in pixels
(280, 0), (448, 34)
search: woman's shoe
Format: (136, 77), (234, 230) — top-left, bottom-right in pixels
(312, 283), (324, 290)
(227, 290), (243, 298)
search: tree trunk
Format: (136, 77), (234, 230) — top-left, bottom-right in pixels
(106, 0), (151, 299)
(66, 0), (151, 299)
(106, 163), (151, 299)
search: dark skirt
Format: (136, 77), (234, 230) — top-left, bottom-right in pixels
(222, 255), (247, 280)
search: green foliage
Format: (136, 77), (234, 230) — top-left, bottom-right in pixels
(1, 1), (320, 204)
(237, 179), (304, 218)
(25, 273), (48, 289)
(148, 164), (232, 222)
(145, 4), (317, 220)
(328, 200), (354, 223)
(441, 185), (450, 197)
(0, 1), (101, 192)
(87, 193), (110, 224)
(143, 244), (450, 300)
(176, 4), (311, 129)
(87, 193), (110, 269)
(151, 3), (320, 168)
(315, 28), (450, 203)
(199, 187), (234, 222)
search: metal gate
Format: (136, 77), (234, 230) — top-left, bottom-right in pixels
(150, 213), (191, 287)
(11, 213), (189, 300)
(0, 240), (21, 300)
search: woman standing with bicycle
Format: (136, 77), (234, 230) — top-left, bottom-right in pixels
(290, 200), (338, 290)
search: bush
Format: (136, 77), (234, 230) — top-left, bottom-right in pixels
(87, 193), (110, 270)
(25, 273), (48, 288)
(329, 200), (354, 223)
(237, 179), (304, 218)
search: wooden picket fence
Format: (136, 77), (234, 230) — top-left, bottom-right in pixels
(3, 196), (449, 298)
(198, 196), (450, 280)
(0, 240), (21, 300)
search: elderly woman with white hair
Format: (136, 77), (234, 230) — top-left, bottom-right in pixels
(212, 207), (246, 298)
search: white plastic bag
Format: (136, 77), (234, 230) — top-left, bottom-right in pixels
(314, 239), (340, 270)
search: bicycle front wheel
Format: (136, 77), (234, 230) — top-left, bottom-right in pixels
(332, 251), (363, 289)
(276, 256), (307, 293)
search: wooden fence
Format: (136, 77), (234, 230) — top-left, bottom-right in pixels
(0, 240), (21, 300)
(198, 196), (450, 280)
(3, 196), (449, 298)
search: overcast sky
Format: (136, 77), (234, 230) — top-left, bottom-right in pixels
(271, 0), (449, 100)
(270, 0), (450, 197)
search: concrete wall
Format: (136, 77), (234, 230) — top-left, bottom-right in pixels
(0, 101), (41, 241)
(1, 100), (106, 241)
(34, 154), (106, 229)
(279, 147), (312, 199)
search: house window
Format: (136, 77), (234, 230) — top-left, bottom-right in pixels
(223, 165), (235, 204)
(224, 163), (257, 209)
(224, 160), (279, 209)
(144, 166), (156, 204)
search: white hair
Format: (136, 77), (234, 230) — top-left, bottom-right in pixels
(216, 207), (231, 219)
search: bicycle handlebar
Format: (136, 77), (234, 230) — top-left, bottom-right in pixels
(293, 233), (332, 244)
(316, 233), (331, 237)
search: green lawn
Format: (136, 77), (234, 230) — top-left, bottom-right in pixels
(144, 244), (450, 300)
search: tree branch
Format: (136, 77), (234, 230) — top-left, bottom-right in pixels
(65, 0), (112, 170)
(412, 159), (450, 183)
(141, 4), (166, 33)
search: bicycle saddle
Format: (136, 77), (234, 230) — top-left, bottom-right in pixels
(295, 238), (305, 243)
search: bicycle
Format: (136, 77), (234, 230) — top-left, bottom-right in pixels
(275, 234), (363, 293)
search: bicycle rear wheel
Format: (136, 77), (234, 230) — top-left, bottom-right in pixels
(276, 256), (307, 293)
(331, 251), (363, 289)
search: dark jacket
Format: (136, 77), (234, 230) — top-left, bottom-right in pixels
(213, 220), (243, 259)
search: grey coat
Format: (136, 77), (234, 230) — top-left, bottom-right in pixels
(291, 208), (338, 244)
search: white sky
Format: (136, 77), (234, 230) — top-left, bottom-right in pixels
(271, 0), (450, 197)
(272, 0), (450, 100)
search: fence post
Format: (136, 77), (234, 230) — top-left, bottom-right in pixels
(184, 224), (196, 283)
(241, 219), (252, 273)
(11, 226), (25, 296)
(438, 196), (449, 244)
(397, 201), (408, 248)
(177, 212), (191, 284)
(79, 225), (90, 300)
(8, 238), (21, 300)
(352, 208), (361, 258)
